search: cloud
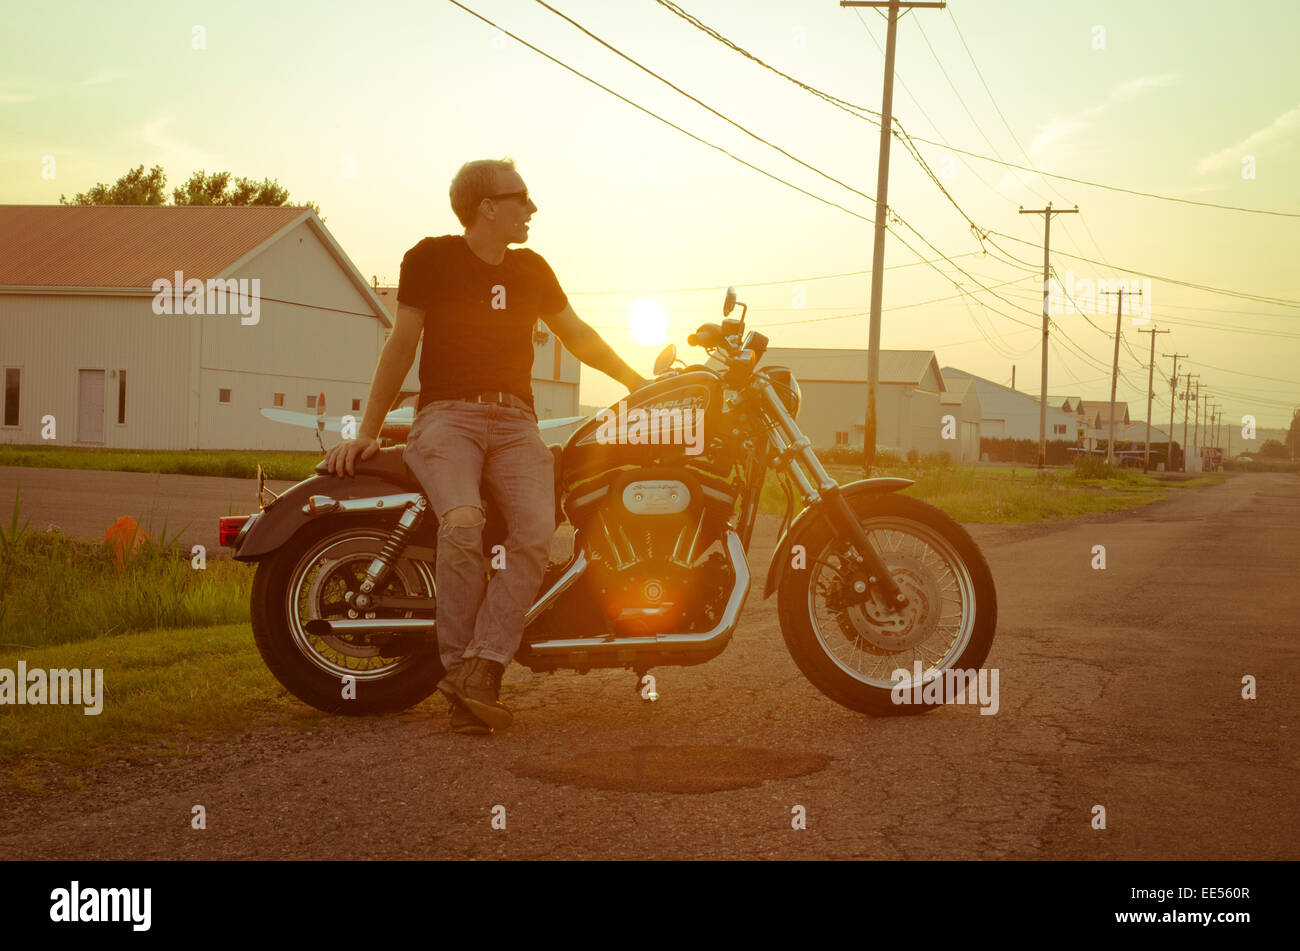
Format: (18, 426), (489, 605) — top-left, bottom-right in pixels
(140, 115), (217, 170)
(1027, 73), (1181, 158)
(1110, 72), (1179, 103)
(1196, 104), (1300, 174)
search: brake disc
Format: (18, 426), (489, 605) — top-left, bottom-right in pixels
(835, 551), (942, 652)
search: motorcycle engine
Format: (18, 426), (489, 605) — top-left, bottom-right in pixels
(564, 466), (738, 636)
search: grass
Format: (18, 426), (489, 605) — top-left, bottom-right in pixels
(759, 457), (1224, 523)
(0, 444), (321, 481)
(0, 490), (251, 650)
(0, 623), (332, 793)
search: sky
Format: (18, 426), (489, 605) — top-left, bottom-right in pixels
(2, 0), (1297, 428)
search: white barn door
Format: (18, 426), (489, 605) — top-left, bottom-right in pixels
(78, 369), (106, 443)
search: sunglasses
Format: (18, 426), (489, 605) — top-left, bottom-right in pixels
(484, 190), (530, 204)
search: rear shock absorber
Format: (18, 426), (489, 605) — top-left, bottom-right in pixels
(354, 497), (428, 609)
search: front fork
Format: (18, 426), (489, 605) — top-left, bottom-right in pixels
(752, 379), (908, 611)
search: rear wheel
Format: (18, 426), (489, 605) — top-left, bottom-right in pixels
(251, 516), (443, 714)
(777, 493), (997, 716)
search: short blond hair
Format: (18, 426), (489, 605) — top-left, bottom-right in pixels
(450, 158), (517, 227)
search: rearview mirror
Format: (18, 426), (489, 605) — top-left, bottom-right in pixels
(723, 286), (736, 316)
(653, 344), (677, 375)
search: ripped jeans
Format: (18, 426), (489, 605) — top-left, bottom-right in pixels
(403, 399), (556, 670)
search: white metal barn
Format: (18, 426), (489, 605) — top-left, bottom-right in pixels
(0, 206), (585, 453)
(762, 348), (947, 454)
(941, 368), (1079, 443)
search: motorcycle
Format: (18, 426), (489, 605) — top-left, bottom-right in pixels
(219, 287), (997, 716)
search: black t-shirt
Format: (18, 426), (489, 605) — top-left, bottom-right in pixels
(396, 234), (568, 410)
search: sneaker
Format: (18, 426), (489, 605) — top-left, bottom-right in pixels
(448, 697), (492, 735)
(438, 657), (513, 731)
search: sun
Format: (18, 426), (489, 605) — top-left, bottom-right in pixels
(628, 298), (668, 347)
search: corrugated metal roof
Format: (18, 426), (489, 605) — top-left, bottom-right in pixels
(939, 375), (974, 404)
(1078, 399), (1129, 424)
(0, 204), (309, 288)
(764, 347), (943, 387)
(941, 367), (1078, 427)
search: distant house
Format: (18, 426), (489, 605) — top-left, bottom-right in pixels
(942, 368), (1079, 443)
(762, 348), (946, 454)
(939, 374), (982, 462)
(0, 204), (391, 451)
(1075, 400), (1129, 428)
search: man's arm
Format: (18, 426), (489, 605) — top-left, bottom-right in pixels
(544, 303), (647, 391)
(325, 302), (425, 476)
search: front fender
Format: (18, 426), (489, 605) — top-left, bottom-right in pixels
(232, 473), (416, 561)
(762, 477), (913, 598)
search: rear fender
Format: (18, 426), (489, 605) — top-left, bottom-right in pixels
(762, 477), (913, 598)
(232, 474), (431, 561)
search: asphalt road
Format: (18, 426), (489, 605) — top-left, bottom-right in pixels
(0, 471), (1295, 860)
(0, 466), (298, 553)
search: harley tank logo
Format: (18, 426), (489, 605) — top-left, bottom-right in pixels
(591, 397), (706, 456)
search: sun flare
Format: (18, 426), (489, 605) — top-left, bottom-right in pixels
(628, 297), (669, 347)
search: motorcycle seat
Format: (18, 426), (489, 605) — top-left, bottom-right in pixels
(314, 446), (422, 491)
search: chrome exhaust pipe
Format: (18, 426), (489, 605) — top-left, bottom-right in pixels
(301, 529), (752, 658)
(524, 530), (751, 656)
(303, 617), (436, 637)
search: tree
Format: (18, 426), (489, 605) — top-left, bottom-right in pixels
(61, 165), (321, 217)
(61, 164), (167, 205)
(1258, 439), (1288, 459)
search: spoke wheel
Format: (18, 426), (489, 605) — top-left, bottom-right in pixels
(808, 519), (975, 689)
(251, 516), (445, 715)
(289, 533), (435, 681)
(777, 492), (997, 716)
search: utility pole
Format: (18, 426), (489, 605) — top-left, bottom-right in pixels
(1011, 365), (1016, 391)
(1020, 203), (1079, 469)
(1138, 327), (1169, 471)
(843, 0), (947, 476)
(1192, 381), (1203, 473)
(1164, 352), (1186, 472)
(1181, 373), (1198, 473)
(1099, 286), (1140, 465)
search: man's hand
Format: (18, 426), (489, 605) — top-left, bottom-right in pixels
(324, 434), (380, 478)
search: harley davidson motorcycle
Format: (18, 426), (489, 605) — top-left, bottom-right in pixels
(220, 287), (997, 717)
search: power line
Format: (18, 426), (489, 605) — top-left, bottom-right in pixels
(904, 134), (1300, 218)
(989, 230), (1300, 308)
(567, 252), (984, 295)
(1183, 361), (1300, 386)
(658, 0), (1300, 219)
(530, 0), (877, 207)
(442, 0), (876, 225)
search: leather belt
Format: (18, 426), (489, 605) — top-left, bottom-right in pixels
(458, 391), (531, 411)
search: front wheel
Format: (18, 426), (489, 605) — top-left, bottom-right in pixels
(777, 493), (997, 716)
(250, 516), (445, 715)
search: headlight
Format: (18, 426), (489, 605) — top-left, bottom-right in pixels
(765, 367), (801, 420)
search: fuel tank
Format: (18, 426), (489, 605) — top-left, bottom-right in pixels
(561, 370), (731, 484)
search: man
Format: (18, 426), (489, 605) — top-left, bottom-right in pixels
(325, 157), (645, 735)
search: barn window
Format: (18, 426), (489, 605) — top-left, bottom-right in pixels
(306, 395), (317, 409)
(352, 398), (361, 412)
(835, 431), (849, 445)
(3, 368), (18, 427)
(117, 370), (127, 424)
(219, 388), (232, 404)
(273, 393), (285, 407)
(1053, 423), (1067, 435)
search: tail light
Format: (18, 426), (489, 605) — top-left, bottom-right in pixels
(219, 515), (253, 547)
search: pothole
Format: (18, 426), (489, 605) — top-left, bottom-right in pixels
(512, 744), (831, 793)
